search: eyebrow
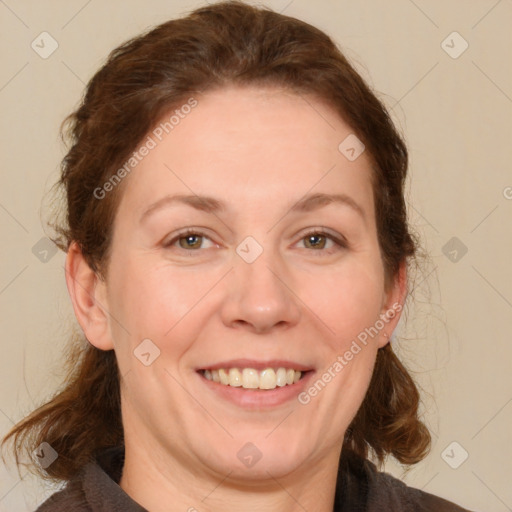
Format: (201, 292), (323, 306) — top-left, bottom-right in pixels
(139, 192), (366, 223)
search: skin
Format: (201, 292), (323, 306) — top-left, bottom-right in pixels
(66, 85), (407, 512)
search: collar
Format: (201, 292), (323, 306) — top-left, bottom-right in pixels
(80, 445), (373, 511)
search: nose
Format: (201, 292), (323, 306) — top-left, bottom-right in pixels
(219, 247), (301, 334)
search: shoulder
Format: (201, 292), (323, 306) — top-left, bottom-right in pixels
(368, 467), (474, 511)
(338, 450), (477, 512)
(33, 447), (147, 512)
(34, 472), (90, 511)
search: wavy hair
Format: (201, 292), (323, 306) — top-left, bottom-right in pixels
(2, 0), (430, 481)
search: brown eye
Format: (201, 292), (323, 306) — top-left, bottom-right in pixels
(304, 233), (328, 249)
(164, 229), (215, 251)
(297, 229), (347, 255)
(178, 234), (203, 250)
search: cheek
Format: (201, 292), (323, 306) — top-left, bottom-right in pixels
(311, 257), (385, 345)
(107, 258), (208, 346)
(107, 245), (385, 360)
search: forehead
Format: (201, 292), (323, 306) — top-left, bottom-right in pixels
(116, 85), (375, 220)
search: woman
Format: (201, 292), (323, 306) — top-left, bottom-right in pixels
(1, 1), (475, 510)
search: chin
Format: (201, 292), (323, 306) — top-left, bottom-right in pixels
(198, 436), (311, 482)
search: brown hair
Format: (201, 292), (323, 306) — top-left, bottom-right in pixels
(1, 0), (430, 482)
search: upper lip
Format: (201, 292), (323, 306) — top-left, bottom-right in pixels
(197, 359), (314, 372)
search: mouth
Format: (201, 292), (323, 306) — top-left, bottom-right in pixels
(195, 360), (315, 409)
(196, 363), (313, 391)
(196, 359), (314, 391)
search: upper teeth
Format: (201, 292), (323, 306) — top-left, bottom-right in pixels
(203, 368), (302, 390)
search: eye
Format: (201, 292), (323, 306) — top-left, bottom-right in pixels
(163, 228), (348, 255)
(296, 229), (348, 255)
(164, 229), (216, 251)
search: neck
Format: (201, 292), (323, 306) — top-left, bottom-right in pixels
(119, 438), (341, 512)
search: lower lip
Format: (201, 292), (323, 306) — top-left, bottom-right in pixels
(197, 371), (315, 409)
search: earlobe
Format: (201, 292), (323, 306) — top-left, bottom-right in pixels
(377, 260), (408, 348)
(64, 241), (114, 351)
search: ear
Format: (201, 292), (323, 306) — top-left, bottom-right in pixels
(64, 241), (114, 351)
(377, 259), (407, 348)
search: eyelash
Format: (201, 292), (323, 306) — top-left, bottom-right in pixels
(163, 228), (348, 256)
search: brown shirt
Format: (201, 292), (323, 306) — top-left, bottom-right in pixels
(35, 446), (475, 511)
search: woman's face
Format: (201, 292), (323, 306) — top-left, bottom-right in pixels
(79, 85), (405, 482)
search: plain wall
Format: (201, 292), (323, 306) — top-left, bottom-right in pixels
(1, 1), (511, 510)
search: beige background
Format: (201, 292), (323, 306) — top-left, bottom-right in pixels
(1, 0), (511, 510)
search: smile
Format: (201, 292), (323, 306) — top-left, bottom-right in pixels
(199, 367), (306, 390)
